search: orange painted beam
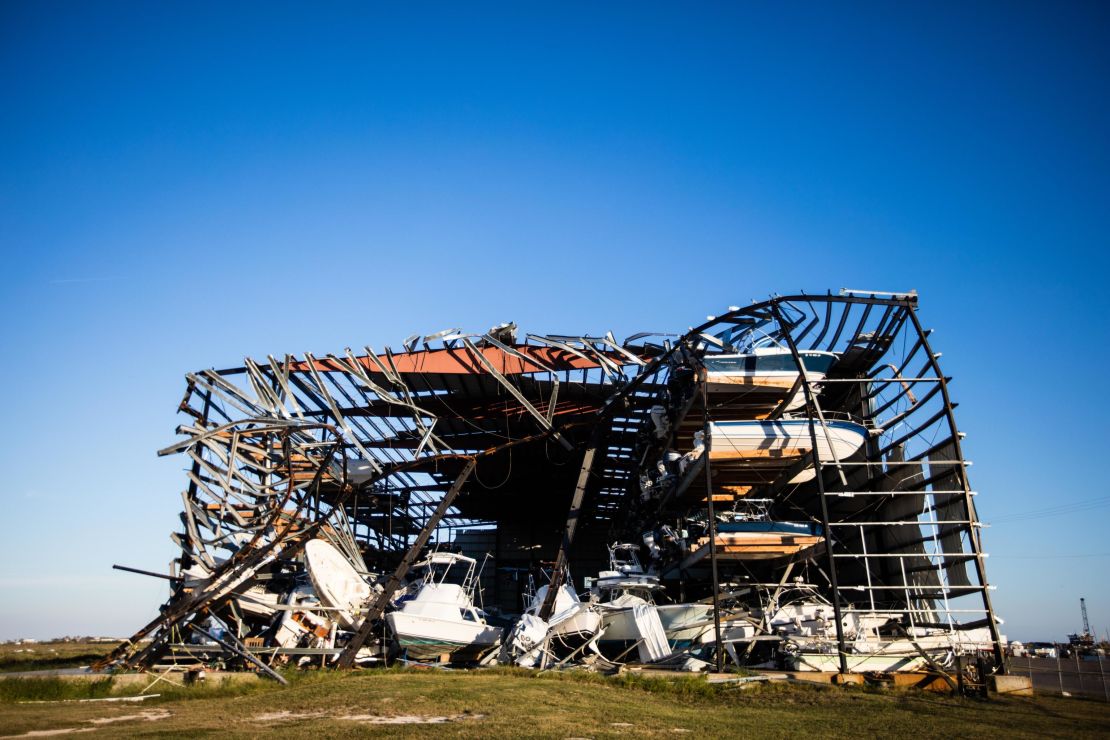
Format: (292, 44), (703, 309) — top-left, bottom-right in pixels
(289, 345), (614, 376)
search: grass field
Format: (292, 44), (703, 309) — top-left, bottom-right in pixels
(0, 641), (116, 674)
(1, 666), (1108, 738)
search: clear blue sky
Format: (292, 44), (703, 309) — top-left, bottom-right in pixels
(1, 2), (1107, 641)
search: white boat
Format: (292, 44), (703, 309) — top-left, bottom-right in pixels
(590, 544), (707, 658)
(756, 589), (995, 673)
(304, 538), (377, 630)
(273, 584), (335, 649)
(789, 649), (928, 672)
(682, 501), (826, 565)
(591, 544), (664, 643)
(505, 570), (603, 666)
(526, 581), (602, 658)
(655, 602), (716, 646)
(704, 347), (838, 411)
(384, 552), (501, 663)
(709, 418), (870, 482)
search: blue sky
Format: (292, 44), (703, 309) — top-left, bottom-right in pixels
(1, 2), (1107, 641)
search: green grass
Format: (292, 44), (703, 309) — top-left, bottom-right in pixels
(0, 641), (116, 673)
(0, 668), (1107, 738)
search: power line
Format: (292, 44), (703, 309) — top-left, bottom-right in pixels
(988, 495), (1110, 524)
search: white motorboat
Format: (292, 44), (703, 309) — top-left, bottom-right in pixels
(704, 347), (838, 411)
(526, 580), (602, 658)
(681, 501), (826, 565)
(384, 552), (501, 663)
(748, 587), (996, 672)
(504, 569), (603, 666)
(709, 418), (870, 482)
(272, 584), (334, 649)
(590, 544), (708, 658)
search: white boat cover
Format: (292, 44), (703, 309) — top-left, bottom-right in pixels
(631, 603), (670, 663)
(305, 538), (372, 630)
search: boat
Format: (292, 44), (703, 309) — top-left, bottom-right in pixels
(504, 567), (603, 666)
(708, 418), (870, 482)
(681, 501), (825, 565)
(731, 585), (995, 672)
(272, 584), (334, 649)
(703, 347), (838, 412)
(304, 538), (378, 630)
(785, 620), (996, 672)
(384, 552), (501, 663)
(590, 544), (712, 657)
(526, 578), (602, 659)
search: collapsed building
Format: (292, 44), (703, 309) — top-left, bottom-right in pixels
(99, 291), (1004, 679)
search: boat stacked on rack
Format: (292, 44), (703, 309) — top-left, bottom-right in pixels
(681, 499), (825, 567)
(703, 346), (839, 412)
(707, 418), (870, 483)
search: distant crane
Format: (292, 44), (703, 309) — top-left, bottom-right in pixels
(1068, 597), (1095, 650)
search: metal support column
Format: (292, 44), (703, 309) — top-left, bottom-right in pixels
(905, 308), (1005, 672)
(702, 377), (724, 672)
(539, 441), (599, 620)
(771, 301), (849, 675)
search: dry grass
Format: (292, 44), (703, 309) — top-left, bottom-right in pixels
(0, 667), (1107, 738)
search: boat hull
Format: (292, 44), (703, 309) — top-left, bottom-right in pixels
(789, 651), (927, 673)
(708, 420), (869, 483)
(386, 612), (501, 663)
(548, 609), (603, 658)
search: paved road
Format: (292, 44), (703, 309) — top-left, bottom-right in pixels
(1008, 656), (1109, 700)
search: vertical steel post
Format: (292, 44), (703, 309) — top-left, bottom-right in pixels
(539, 441), (599, 621)
(702, 378), (724, 673)
(771, 301), (849, 675)
(1057, 651), (1065, 695)
(904, 308), (1005, 671)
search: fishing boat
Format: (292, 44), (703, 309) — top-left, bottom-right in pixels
(384, 552), (501, 663)
(703, 347), (838, 411)
(785, 621), (996, 672)
(683, 521), (825, 565)
(708, 418), (870, 482)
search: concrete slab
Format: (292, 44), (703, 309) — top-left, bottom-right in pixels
(990, 674), (1034, 697)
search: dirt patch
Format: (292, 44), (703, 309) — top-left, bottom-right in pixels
(340, 713), (485, 724)
(0, 709), (170, 738)
(87, 710), (170, 725)
(252, 710), (485, 725)
(2, 730), (95, 738)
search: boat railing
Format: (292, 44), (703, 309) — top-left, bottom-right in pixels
(782, 409), (877, 430)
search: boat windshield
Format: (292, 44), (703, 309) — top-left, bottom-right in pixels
(704, 352), (837, 374)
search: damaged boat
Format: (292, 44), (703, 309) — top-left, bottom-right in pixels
(385, 552), (501, 664)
